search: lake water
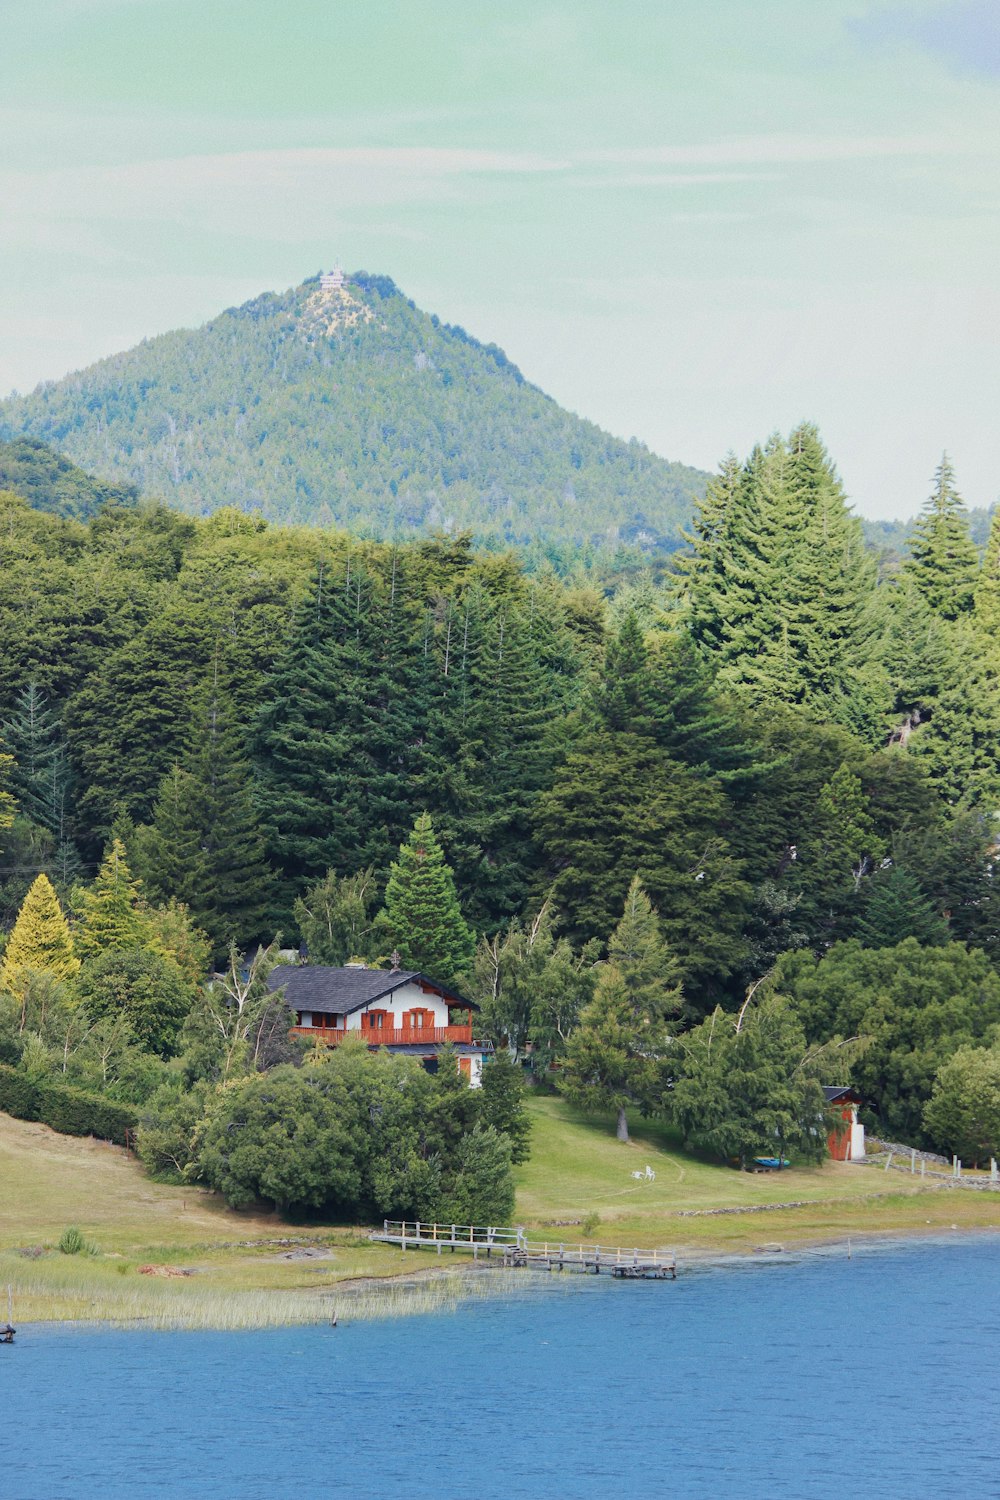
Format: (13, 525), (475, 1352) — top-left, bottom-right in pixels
(2, 1236), (999, 1499)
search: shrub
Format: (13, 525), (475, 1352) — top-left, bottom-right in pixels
(0, 1061), (137, 1145)
(58, 1226), (90, 1255)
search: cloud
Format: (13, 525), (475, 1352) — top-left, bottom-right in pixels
(0, 145), (573, 246)
(587, 133), (977, 166)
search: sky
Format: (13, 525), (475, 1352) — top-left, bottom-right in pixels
(1, 0), (998, 519)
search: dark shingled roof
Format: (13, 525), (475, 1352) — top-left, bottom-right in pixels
(823, 1085), (861, 1103)
(267, 965), (474, 1015)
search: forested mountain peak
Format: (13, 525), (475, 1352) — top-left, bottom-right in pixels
(0, 271), (709, 557)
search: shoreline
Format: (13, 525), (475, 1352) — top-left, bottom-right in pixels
(5, 1217), (999, 1333)
(4, 1107), (998, 1332)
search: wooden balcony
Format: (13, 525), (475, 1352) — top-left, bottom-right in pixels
(291, 1023), (474, 1048)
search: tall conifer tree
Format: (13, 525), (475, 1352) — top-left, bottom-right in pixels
(254, 557), (423, 907)
(558, 880), (678, 1141)
(2, 683), (73, 839)
(905, 455), (979, 619)
(376, 812), (474, 984)
(417, 581), (554, 928)
(141, 683), (270, 957)
(76, 838), (148, 961)
(0, 873), (79, 987)
(974, 505), (1000, 639)
(683, 426), (886, 733)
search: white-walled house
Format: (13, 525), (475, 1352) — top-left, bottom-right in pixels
(268, 961), (488, 1086)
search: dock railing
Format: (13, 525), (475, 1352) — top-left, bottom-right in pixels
(377, 1220), (526, 1249)
(371, 1221), (676, 1276)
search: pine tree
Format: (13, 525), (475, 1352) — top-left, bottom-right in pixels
(596, 612), (654, 733)
(416, 581), (554, 929)
(537, 731), (750, 1004)
(253, 558), (423, 908)
(796, 763), (883, 943)
(905, 455), (979, 619)
(478, 1051), (532, 1163)
(682, 427), (887, 732)
(558, 880), (678, 1141)
(974, 505), (1000, 640)
(75, 838), (148, 962)
(608, 875), (683, 1005)
(140, 683), (271, 958)
(376, 812), (475, 984)
(1, 683), (73, 838)
(0, 873), (79, 987)
(856, 867), (949, 948)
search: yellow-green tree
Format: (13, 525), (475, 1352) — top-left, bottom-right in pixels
(75, 838), (149, 962)
(0, 740), (15, 847)
(0, 872), (79, 987)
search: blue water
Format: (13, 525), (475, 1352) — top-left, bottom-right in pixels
(2, 1237), (999, 1499)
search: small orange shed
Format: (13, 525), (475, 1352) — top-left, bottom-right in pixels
(823, 1085), (865, 1161)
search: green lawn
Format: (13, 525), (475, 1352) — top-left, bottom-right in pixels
(513, 1093), (1000, 1250)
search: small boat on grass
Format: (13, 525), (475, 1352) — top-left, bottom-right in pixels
(752, 1157), (791, 1172)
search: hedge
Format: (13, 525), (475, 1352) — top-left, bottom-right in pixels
(0, 1063), (137, 1145)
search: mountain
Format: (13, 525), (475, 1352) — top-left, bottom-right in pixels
(0, 272), (709, 554)
(0, 437), (138, 520)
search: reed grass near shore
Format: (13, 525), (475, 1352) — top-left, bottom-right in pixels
(0, 1252), (514, 1330)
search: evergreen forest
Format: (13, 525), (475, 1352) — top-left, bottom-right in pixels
(3, 421), (1000, 1215)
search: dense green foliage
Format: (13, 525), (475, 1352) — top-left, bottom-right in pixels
(149, 1043), (516, 1222)
(558, 880), (680, 1141)
(0, 274), (707, 555)
(2, 425), (1000, 1179)
(923, 1045), (1000, 1166)
(0, 1060), (136, 1145)
(777, 941), (1000, 1145)
(75, 946), (193, 1057)
(376, 813), (475, 983)
(0, 438), (137, 520)
(669, 991), (840, 1168)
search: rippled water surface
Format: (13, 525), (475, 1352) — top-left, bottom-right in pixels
(2, 1236), (999, 1499)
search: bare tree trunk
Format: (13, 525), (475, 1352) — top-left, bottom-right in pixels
(616, 1105), (629, 1143)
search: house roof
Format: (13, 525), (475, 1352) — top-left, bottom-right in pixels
(823, 1085), (862, 1103)
(267, 965), (474, 1015)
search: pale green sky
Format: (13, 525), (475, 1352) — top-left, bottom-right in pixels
(2, 0), (998, 517)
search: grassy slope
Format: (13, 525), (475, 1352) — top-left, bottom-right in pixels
(3, 1098), (998, 1324)
(513, 1095), (1000, 1251)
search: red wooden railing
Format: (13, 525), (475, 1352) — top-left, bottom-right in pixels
(291, 1024), (474, 1047)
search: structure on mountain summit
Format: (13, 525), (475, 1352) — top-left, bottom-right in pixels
(319, 267), (346, 291)
(268, 960), (489, 1086)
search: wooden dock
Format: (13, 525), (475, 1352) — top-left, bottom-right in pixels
(371, 1221), (676, 1279)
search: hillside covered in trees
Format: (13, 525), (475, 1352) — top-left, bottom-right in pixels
(0, 272), (708, 560)
(0, 438), (138, 521)
(3, 423), (1000, 1196)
